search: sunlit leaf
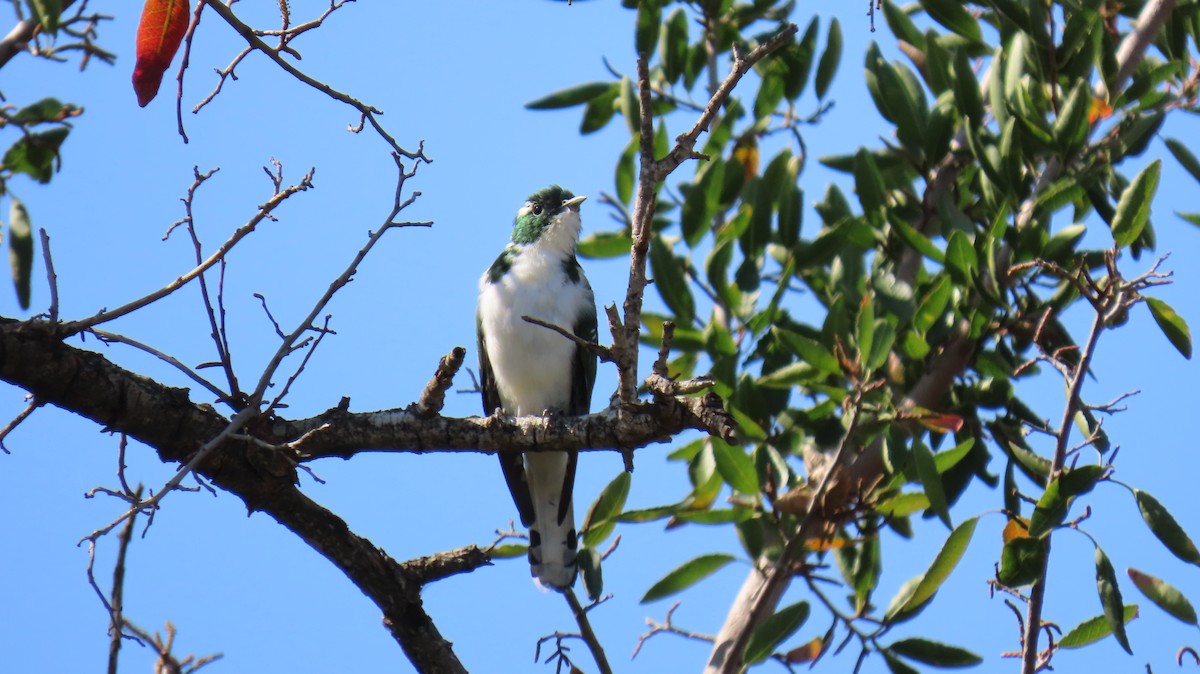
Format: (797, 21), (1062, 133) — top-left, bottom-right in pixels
(578, 229), (632, 259)
(889, 637), (982, 667)
(743, 601), (810, 665)
(525, 82), (614, 110)
(815, 18), (841, 100)
(641, 553), (735, 603)
(913, 440), (950, 528)
(1144, 297), (1192, 359)
(489, 543), (527, 559)
(1027, 464), (1103, 538)
(998, 536), (1045, 587)
(712, 437), (759, 495)
(1095, 547), (1132, 653)
(26, 0), (62, 35)
(8, 198), (33, 310)
(1110, 159), (1161, 248)
(885, 517), (977, 621)
(1165, 137), (1200, 185)
(1134, 489), (1200, 566)
(1127, 568), (1198, 625)
(1060, 605), (1139, 649)
(581, 472), (631, 548)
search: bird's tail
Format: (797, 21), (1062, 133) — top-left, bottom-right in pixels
(524, 451), (578, 589)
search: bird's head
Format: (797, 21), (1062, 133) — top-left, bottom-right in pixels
(510, 185), (586, 248)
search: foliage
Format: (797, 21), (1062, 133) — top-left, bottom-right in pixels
(535, 0), (1200, 670)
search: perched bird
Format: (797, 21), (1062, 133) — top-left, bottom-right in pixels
(477, 185), (598, 590)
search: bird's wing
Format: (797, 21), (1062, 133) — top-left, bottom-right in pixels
(555, 293), (598, 525)
(478, 316), (535, 527)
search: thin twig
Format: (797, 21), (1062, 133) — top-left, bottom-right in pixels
(564, 588), (613, 674)
(91, 329), (229, 402)
(39, 228), (59, 324)
(0, 394), (40, 453)
(174, 0), (206, 143)
(107, 484), (142, 674)
(65, 168), (314, 335)
(197, 0), (427, 161)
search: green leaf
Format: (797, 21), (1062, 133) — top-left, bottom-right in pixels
(854, 148), (887, 215)
(866, 320), (896, 373)
(1144, 297), (1192, 359)
(944, 230), (977, 285)
(951, 49), (983, 125)
(648, 235), (695, 325)
(681, 159), (725, 247)
(889, 638), (982, 667)
(8, 199), (33, 310)
(616, 504), (678, 523)
(580, 87), (618, 134)
(998, 536), (1045, 587)
(578, 229), (632, 259)
(578, 547), (603, 601)
(1110, 159), (1161, 248)
(885, 516), (977, 621)
(913, 275), (951, 334)
(635, 0), (662, 57)
(857, 296), (875, 368)
(920, 0), (982, 43)
(488, 543), (527, 559)
(1164, 137), (1200, 185)
(743, 601), (811, 665)
(26, 0), (61, 35)
(581, 472), (631, 548)
(13, 97), (77, 124)
(660, 8), (689, 84)
(913, 439), (950, 528)
(711, 437), (759, 495)
(525, 81), (614, 110)
(1027, 464), (1103, 538)
(1127, 568), (1198, 625)
(876, 491), (930, 518)
(815, 18), (841, 100)
(773, 327), (841, 375)
(1060, 605), (1139, 649)
(641, 553), (735, 603)
(615, 136), (637, 205)
(619, 75), (640, 136)
(2, 127), (69, 184)
(754, 67), (786, 121)
(1134, 489), (1200, 566)
(1095, 547), (1132, 653)
(1052, 80), (1091, 154)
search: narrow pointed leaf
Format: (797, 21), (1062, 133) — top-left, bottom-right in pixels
(635, 0), (661, 57)
(1060, 605), (1139, 649)
(8, 199), (33, 310)
(913, 440), (951, 528)
(525, 82), (614, 110)
(1127, 568), (1198, 625)
(743, 601), (811, 665)
(815, 18), (841, 100)
(773, 327), (840, 375)
(1095, 547), (1132, 653)
(581, 471), (631, 548)
(641, 553), (735, 603)
(489, 543), (528, 559)
(1135, 489), (1200, 566)
(578, 229), (632, 259)
(578, 547), (603, 601)
(1110, 159), (1161, 248)
(1165, 137), (1200, 185)
(889, 638), (982, 667)
(885, 516), (977, 621)
(1028, 464), (1103, 538)
(1144, 297), (1192, 359)
(711, 437), (759, 495)
(648, 235), (695, 325)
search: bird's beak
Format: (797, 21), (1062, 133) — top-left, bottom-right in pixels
(562, 195), (587, 211)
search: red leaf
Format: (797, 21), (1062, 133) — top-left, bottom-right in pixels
(917, 413), (964, 434)
(133, 0), (191, 107)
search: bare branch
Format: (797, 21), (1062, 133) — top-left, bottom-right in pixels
(412, 346), (467, 418)
(39, 228), (59, 324)
(0, 394), (40, 453)
(91, 329), (229, 402)
(564, 588), (613, 674)
(65, 167), (314, 336)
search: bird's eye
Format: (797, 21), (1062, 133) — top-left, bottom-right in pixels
(531, 204), (543, 215)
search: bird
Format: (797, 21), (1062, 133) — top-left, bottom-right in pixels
(476, 185), (598, 590)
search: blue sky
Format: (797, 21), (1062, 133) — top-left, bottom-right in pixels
(2, 2), (1200, 672)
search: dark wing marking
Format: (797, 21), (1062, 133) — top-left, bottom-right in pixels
(478, 316), (535, 527)
(557, 288), (598, 525)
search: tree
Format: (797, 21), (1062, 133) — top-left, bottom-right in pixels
(3, 1), (1200, 673)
